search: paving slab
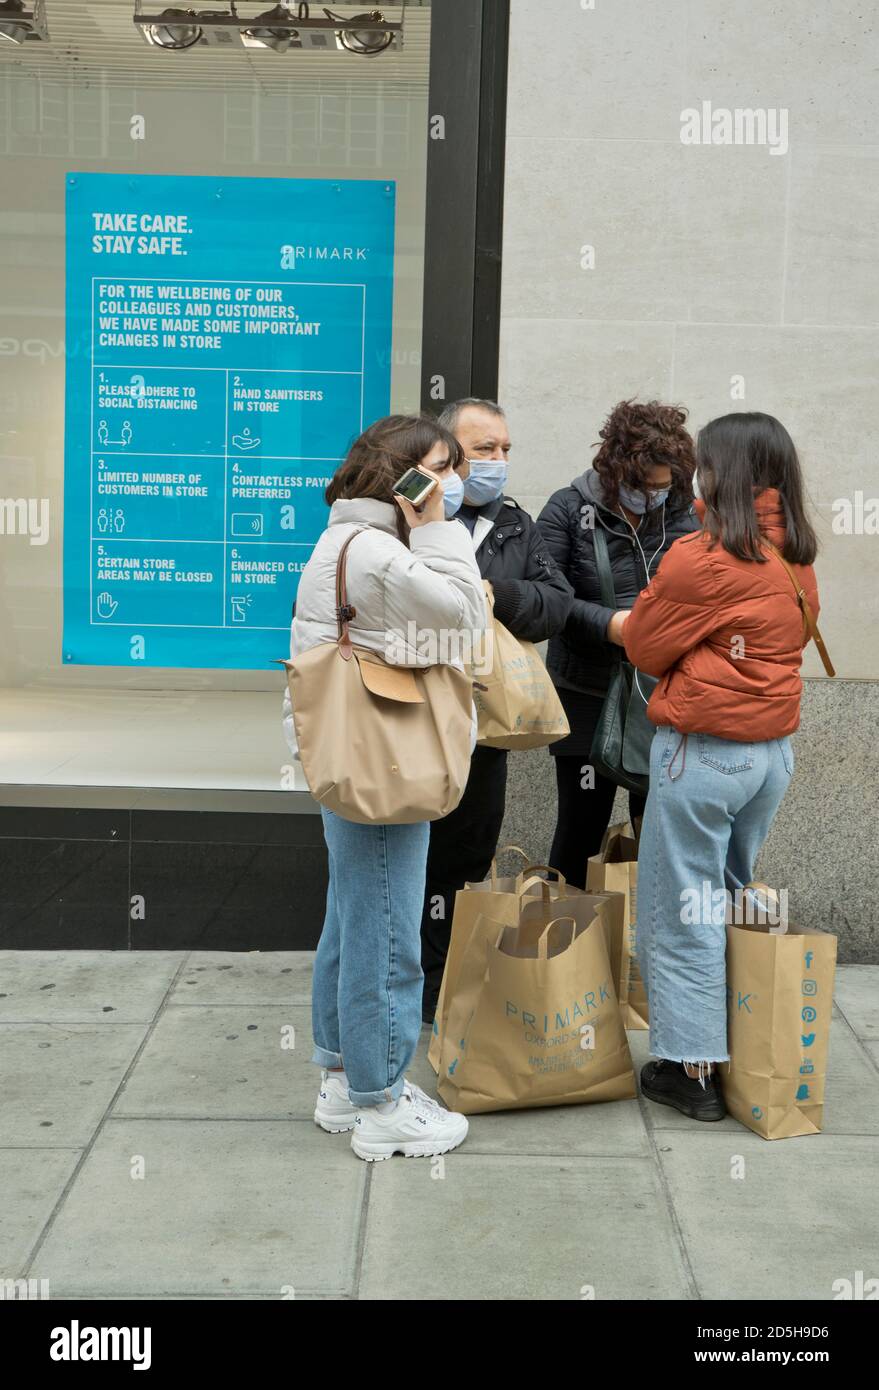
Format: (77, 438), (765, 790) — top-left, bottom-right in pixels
(656, 1132), (879, 1301)
(360, 1153), (693, 1301)
(169, 952), (314, 1007)
(0, 1148), (82, 1275)
(0, 1023), (150, 1146)
(35, 1119), (365, 1299)
(0, 951), (184, 1023)
(833, 965), (879, 1041)
(410, 1030), (651, 1157)
(113, 1005), (315, 1119)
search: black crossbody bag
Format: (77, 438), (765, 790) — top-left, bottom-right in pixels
(588, 524), (658, 795)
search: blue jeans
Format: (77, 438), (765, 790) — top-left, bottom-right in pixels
(636, 725), (793, 1064)
(311, 807), (429, 1107)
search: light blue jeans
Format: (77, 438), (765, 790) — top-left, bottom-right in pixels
(311, 807), (429, 1107)
(636, 725), (794, 1064)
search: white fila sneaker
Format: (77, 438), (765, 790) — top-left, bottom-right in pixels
(313, 1070), (356, 1134)
(350, 1081), (469, 1162)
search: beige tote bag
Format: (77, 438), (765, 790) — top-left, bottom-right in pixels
(283, 529), (474, 825)
(475, 582), (570, 750)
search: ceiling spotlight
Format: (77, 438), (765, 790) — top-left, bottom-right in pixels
(0, 0), (49, 44)
(245, 4), (297, 53)
(327, 9), (394, 56)
(140, 7), (204, 49)
(134, 2), (404, 55)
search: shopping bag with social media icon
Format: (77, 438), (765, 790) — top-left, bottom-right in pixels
(724, 918), (837, 1139)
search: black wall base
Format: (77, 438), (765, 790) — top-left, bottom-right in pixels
(0, 799), (327, 951)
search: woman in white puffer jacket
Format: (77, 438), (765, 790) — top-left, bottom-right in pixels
(284, 415), (485, 1162)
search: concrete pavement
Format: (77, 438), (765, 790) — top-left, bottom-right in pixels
(1, 951), (876, 1300)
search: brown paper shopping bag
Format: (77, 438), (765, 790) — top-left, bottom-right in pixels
(586, 822), (648, 1030)
(474, 583), (569, 750)
(724, 917), (837, 1139)
(427, 848), (589, 1073)
(437, 905), (637, 1114)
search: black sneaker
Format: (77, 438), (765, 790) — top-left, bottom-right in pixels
(640, 1059), (727, 1122)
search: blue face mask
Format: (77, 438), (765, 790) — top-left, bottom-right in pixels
(618, 482), (670, 514)
(442, 471), (465, 518)
(464, 460), (508, 507)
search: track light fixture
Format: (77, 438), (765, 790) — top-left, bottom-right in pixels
(133, 3), (405, 54)
(0, 0), (49, 45)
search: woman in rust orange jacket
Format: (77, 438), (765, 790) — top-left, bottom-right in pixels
(621, 412), (825, 1122)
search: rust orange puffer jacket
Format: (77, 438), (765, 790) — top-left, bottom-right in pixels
(623, 489), (820, 741)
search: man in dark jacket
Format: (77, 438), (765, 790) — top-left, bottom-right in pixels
(420, 398), (574, 1022)
(537, 439), (698, 885)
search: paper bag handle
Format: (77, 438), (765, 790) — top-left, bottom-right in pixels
(488, 844), (533, 889)
(516, 874), (554, 907)
(734, 881), (782, 934)
(514, 864), (567, 897)
(536, 915), (577, 959)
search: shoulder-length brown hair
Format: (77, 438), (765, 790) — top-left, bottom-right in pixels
(696, 412), (818, 564)
(593, 400), (695, 511)
(327, 414), (464, 543)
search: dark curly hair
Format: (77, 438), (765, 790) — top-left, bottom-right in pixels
(592, 400), (695, 512)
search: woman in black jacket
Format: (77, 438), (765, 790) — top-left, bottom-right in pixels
(536, 400), (698, 885)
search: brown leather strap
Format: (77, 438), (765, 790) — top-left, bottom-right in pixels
(762, 541), (835, 677)
(335, 528), (366, 661)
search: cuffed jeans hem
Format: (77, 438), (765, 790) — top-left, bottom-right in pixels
(348, 1077), (406, 1109)
(311, 1045), (343, 1069)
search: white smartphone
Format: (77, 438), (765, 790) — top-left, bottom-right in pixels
(392, 466), (439, 509)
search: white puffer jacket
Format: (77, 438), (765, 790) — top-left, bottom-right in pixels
(282, 497), (486, 759)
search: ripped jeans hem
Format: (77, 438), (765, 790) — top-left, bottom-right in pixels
(656, 1054), (729, 1088)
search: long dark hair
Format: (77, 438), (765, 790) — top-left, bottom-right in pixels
(327, 414), (464, 543)
(696, 412), (817, 564)
(593, 399), (695, 512)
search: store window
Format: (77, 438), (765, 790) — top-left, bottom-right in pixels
(0, 1), (431, 794)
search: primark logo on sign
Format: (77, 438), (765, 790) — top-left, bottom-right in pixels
(280, 243), (369, 270)
(680, 101), (789, 156)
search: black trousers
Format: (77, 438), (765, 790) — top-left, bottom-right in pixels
(420, 745), (508, 1017)
(548, 754), (646, 889)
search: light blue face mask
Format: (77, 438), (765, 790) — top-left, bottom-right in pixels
(464, 459), (508, 506)
(618, 482), (670, 514)
(442, 471), (465, 518)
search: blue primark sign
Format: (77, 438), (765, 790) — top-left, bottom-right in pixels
(63, 172), (395, 669)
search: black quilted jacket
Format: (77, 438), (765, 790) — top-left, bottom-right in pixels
(536, 469), (698, 697)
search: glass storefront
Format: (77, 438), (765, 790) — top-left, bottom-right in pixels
(0, 1), (431, 793)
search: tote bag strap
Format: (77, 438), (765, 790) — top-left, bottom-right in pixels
(761, 540), (835, 677)
(335, 528), (368, 661)
(592, 522), (618, 610)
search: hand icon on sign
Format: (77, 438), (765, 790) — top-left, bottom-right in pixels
(97, 592), (118, 619)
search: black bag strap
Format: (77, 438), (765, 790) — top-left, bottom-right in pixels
(592, 523), (618, 611)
